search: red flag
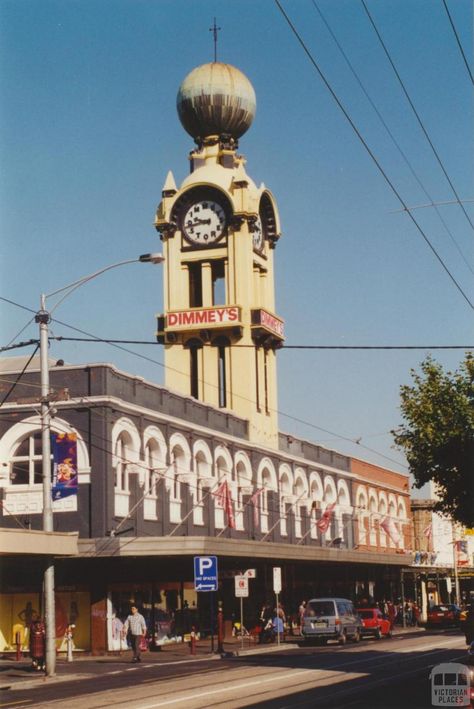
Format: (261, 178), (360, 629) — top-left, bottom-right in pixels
(455, 540), (469, 566)
(316, 503), (336, 533)
(380, 516), (401, 545)
(250, 488), (264, 526)
(423, 523), (432, 540)
(213, 480), (235, 529)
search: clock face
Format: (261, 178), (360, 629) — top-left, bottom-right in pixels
(182, 200), (227, 245)
(252, 215), (264, 252)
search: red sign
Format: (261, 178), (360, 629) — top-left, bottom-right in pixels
(167, 306), (240, 330)
(251, 309), (284, 339)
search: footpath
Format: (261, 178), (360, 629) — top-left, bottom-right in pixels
(0, 625), (428, 692)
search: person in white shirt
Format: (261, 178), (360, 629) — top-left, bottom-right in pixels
(122, 605), (147, 662)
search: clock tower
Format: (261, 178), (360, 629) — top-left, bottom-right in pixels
(155, 62), (284, 448)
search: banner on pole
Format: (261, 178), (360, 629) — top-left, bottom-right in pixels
(51, 432), (78, 501)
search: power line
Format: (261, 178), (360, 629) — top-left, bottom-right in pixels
(441, 0), (474, 86)
(50, 337), (474, 350)
(0, 295), (454, 468)
(311, 0), (474, 276)
(361, 0), (474, 232)
(0, 301), (407, 468)
(0, 344), (40, 408)
(0, 339), (39, 353)
(274, 0), (474, 311)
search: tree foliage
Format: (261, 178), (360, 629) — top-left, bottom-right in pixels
(392, 354), (474, 527)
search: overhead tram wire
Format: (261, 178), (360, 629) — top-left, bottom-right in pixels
(0, 295), (465, 468)
(360, 0), (474, 232)
(311, 0), (474, 276)
(50, 336), (474, 350)
(0, 297), (408, 469)
(0, 343), (40, 408)
(0, 339), (40, 353)
(441, 0), (474, 86)
(274, 0), (474, 311)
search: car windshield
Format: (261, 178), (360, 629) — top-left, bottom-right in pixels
(306, 601), (335, 617)
(431, 606), (449, 612)
(357, 610), (374, 619)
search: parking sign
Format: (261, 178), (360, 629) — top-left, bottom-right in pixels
(194, 556), (218, 592)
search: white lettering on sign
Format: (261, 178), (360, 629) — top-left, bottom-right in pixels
(273, 566), (282, 594)
(259, 310), (284, 338)
(167, 307), (240, 329)
(235, 575), (249, 597)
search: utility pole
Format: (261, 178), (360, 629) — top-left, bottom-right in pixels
(36, 295), (56, 676)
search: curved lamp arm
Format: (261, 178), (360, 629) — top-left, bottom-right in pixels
(43, 253), (164, 315)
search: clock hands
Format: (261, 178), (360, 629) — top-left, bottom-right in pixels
(186, 218), (211, 227)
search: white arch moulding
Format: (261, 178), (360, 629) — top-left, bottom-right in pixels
(0, 415), (90, 515)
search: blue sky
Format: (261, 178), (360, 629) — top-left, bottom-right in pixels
(1, 0), (472, 473)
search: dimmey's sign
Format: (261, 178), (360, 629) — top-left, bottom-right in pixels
(167, 307), (240, 330)
(252, 309), (285, 339)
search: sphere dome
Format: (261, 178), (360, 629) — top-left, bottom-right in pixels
(177, 62), (256, 141)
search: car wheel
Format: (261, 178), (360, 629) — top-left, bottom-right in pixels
(374, 628), (382, 640)
(338, 632), (347, 646)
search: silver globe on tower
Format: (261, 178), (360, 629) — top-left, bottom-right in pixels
(176, 62), (256, 146)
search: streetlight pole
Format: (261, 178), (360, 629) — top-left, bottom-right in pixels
(35, 253), (163, 676)
(36, 295), (56, 675)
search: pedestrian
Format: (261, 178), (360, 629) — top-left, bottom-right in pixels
(275, 602), (286, 623)
(29, 617), (45, 671)
(387, 601), (396, 630)
(298, 600), (306, 630)
(122, 605), (147, 662)
(272, 613), (284, 639)
(258, 603), (272, 644)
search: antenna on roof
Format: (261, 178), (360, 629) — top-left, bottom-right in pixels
(209, 17), (221, 62)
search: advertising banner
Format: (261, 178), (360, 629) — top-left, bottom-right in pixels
(51, 432), (78, 501)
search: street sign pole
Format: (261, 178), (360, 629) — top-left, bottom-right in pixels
(240, 595), (244, 650)
(276, 592), (280, 645)
(210, 592), (215, 653)
(273, 567), (282, 646)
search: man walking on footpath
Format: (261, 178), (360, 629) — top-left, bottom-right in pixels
(122, 605), (147, 662)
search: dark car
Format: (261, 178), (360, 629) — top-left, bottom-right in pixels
(356, 608), (392, 640)
(427, 604), (461, 628)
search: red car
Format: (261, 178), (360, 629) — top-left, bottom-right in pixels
(427, 604), (461, 628)
(356, 608), (392, 640)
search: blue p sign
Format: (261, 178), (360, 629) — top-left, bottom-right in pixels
(194, 556), (218, 592)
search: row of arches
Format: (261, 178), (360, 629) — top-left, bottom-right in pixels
(0, 415), (408, 549)
(112, 418), (408, 545)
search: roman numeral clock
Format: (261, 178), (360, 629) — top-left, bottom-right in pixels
(154, 62), (284, 447)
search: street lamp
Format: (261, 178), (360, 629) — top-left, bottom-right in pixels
(35, 253), (164, 676)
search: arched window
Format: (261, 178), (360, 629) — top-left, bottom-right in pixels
(369, 493), (378, 546)
(294, 475), (306, 538)
(235, 461), (248, 530)
(194, 450), (211, 526)
(379, 497), (388, 547)
(10, 432), (46, 486)
(261, 468), (273, 533)
(279, 472), (291, 536)
(114, 432), (134, 517)
(143, 438), (162, 521)
(0, 416), (89, 516)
